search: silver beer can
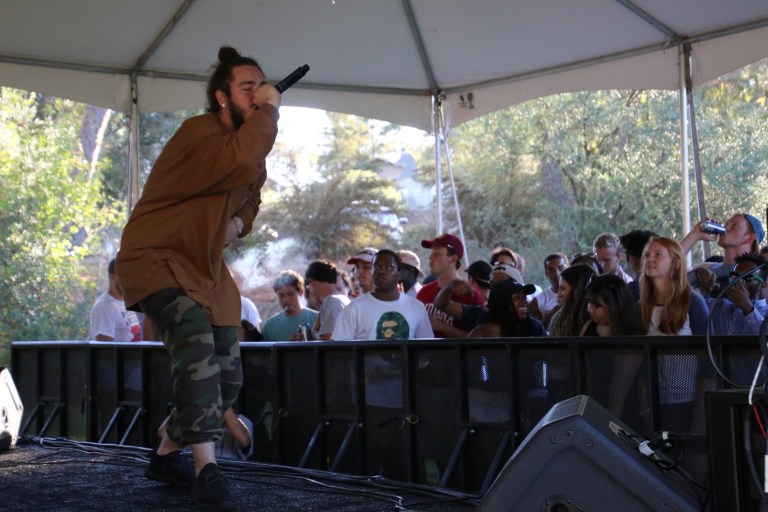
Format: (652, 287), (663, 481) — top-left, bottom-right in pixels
(700, 220), (726, 235)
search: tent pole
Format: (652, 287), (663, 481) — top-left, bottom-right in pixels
(441, 129), (469, 267)
(127, 75), (140, 214)
(678, 44), (692, 267)
(433, 93), (443, 234)
(683, 43), (710, 259)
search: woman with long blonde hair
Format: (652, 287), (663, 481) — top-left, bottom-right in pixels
(636, 236), (709, 433)
(639, 236), (708, 335)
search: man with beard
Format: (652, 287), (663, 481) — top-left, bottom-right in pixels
(703, 253), (768, 334)
(116, 46), (280, 509)
(305, 259), (351, 340)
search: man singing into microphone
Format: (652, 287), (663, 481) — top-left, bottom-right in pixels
(116, 46), (280, 509)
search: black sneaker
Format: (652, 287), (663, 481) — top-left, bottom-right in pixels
(145, 450), (195, 487)
(192, 463), (236, 510)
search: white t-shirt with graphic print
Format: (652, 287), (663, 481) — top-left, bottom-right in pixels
(331, 292), (433, 341)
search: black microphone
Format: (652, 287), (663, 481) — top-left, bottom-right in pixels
(275, 65), (310, 93)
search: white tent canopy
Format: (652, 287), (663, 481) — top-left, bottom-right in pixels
(2, 0), (768, 132)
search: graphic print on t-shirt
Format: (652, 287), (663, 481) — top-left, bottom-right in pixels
(376, 312), (410, 340)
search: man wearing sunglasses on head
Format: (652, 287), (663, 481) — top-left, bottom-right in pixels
(701, 253), (768, 334)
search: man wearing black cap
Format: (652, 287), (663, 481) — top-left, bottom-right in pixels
(465, 260), (493, 301)
(305, 260), (351, 340)
(416, 233), (485, 337)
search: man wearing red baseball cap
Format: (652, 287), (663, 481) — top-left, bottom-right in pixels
(416, 233), (485, 337)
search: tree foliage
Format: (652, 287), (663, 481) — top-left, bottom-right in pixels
(244, 113), (407, 262)
(0, 89), (123, 363)
(448, 62), (768, 282)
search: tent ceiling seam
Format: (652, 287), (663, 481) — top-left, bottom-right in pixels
(131, 0), (196, 73)
(401, 0), (439, 94)
(613, 0), (681, 42)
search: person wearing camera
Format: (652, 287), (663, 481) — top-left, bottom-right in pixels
(679, 212), (765, 297)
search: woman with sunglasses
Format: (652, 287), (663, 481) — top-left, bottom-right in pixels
(579, 274), (644, 336)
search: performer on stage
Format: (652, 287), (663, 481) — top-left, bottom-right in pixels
(116, 45), (280, 509)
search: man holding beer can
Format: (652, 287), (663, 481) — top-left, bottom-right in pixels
(679, 212), (765, 296)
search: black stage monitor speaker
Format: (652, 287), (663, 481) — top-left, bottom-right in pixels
(478, 395), (699, 512)
(0, 367), (23, 451)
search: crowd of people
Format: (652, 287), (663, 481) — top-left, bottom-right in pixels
(96, 215), (768, 346)
(187, 214), (762, 343)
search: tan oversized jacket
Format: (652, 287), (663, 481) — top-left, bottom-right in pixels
(116, 105), (279, 326)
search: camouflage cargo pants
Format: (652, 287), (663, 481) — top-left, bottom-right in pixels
(140, 287), (242, 445)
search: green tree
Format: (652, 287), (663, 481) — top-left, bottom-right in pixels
(448, 59), (768, 284)
(692, 60), (768, 219)
(99, 109), (201, 205)
(242, 113), (407, 262)
(0, 89), (122, 364)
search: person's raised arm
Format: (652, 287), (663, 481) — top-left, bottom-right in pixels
(434, 279), (471, 320)
(679, 219), (719, 255)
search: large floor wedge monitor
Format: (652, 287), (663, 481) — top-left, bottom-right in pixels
(478, 395), (700, 512)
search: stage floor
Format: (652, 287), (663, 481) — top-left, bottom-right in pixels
(0, 438), (479, 511)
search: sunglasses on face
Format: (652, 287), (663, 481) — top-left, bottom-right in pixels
(729, 271), (765, 284)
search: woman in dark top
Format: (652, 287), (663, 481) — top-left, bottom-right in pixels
(579, 274), (645, 336)
(469, 278), (546, 337)
(548, 265), (596, 336)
